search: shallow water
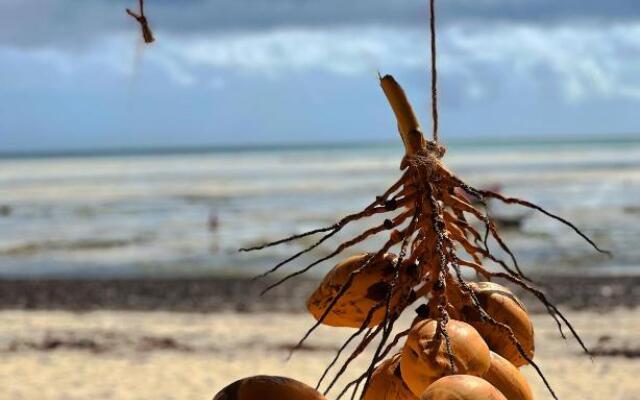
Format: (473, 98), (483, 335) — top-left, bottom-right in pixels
(0, 138), (638, 278)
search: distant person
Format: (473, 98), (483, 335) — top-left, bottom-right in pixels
(208, 211), (219, 232)
(208, 210), (220, 253)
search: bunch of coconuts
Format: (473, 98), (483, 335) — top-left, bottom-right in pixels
(213, 253), (535, 400)
(211, 72), (605, 400)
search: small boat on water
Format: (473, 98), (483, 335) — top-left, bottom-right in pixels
(454, 184), (531, 230)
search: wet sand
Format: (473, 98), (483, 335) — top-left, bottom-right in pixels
(2, 307), (639, 400)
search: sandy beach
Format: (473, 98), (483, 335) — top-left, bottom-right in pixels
(2, 298), (639, 400)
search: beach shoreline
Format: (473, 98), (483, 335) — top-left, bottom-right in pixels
(1, 272), (639, 313)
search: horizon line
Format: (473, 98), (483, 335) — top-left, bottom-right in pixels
(1, 132), (639, 160)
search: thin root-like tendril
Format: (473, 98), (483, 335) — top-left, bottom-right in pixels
(324, 323), (386, 395)
(262, 212), (413, 295)
(476, 188), (611, 256)
(240, 225), (337, 252)
(316, 305), (381, 389)
(449, 261), (558, 400)
(492, 272), (591, 356)
(289, 248), (394, 359)
(360, 206), (420, 395)
(241, 178), (408, 254)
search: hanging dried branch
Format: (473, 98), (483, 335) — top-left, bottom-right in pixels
(126, 0), (155, 44)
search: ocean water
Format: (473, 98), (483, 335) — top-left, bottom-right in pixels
(0, 138), (639, 278)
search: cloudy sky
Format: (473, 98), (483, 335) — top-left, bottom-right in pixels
(1, 0), (639, 151)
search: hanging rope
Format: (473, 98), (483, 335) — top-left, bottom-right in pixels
(429, 0), (439, 143)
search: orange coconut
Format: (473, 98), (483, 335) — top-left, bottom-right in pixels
(461, 282), (534, 367)
(212, 375), (327, 400)
(420, 375), (507, 400)
(400, 319), (491, 397)
(363, 354), (418, 400)
(306, 253), (416, 328)
(482, 352), (533, 400)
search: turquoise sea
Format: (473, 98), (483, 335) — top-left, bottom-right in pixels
(0, 136), (638, 278)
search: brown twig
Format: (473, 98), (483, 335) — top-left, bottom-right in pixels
(126, 0), (155, 44)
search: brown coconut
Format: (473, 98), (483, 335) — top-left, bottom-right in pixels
(212, 375), (327, 400)
(420, 375), (507, 400)
(306, 253), (415, 328)
(462, 282), (535, 367)
(363, 354), (418, 400)
(400, 319), (491, 397)
(482, 352), (533, 400)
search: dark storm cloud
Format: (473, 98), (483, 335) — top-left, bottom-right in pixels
(1, 0), (639, 48)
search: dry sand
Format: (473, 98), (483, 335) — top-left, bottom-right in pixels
(2, 308), (639, 400)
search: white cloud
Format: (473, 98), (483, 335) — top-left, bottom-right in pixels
(442, 23), (640, 101)
(2, 22), (640, 103)
(156, 28), (417, 76)
(146, 23), (640, 102)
